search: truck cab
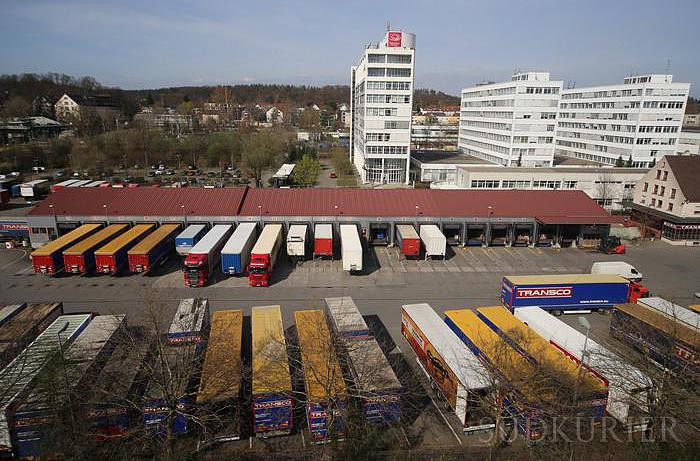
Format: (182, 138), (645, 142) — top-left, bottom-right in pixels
(248, 258), (270, 287)
(183, 253), (208, 287)
(628, 282), (650, 303)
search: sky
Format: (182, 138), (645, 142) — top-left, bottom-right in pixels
(1, 0), (698, 96)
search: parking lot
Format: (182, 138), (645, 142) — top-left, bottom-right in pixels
(0, 241), (697, 448)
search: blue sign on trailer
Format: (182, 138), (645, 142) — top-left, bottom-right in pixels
(501, 274), (631, 313)
(253, 394), (293, 434)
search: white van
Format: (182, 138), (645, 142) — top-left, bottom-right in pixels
(590, 261), (643, 282)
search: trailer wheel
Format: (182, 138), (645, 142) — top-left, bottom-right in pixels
(552, 310), (563, 316)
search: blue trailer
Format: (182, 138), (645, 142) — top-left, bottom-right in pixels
(501, 274), (645, 314)
(175, 224), (208, 256)
(221, 222), (257, 275)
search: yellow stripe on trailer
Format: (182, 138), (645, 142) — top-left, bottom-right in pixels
(63, 224), (129, 255)
(197, 309), (243, 404)
(95, 224), (154, 255)
(31, 224), (102, 257)
(688, 305), (700, 314)
(252, 305), (293, 395)
(128, 224), (181, 255)
(294, 309), (346, 402)
(477, 306), (605, 392)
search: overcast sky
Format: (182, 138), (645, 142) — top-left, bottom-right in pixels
(1, 0), (698, 95)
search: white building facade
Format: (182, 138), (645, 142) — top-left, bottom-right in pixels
(556, 75), (690, 167)
(350, 30), (415, 184)
(458, 72), (562, 167)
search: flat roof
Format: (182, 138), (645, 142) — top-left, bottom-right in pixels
(411, 150), (489, 165)
(273, 163), (295, 178)
(29, 187), (619, 224)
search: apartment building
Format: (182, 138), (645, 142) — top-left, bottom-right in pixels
(632, 155), (700, 245)
(350, 30), (415, 184)
(556, 75), (690, 167)
(458, 72), (562, 167)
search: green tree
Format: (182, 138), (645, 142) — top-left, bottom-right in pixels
(241, 130), (285, 187)
(291, 154), (320, 187)
(625, 155), (634, 167)
(615, 155), (624, 167)
(176, 101), (194, 115)
(206, 131), (242, 167)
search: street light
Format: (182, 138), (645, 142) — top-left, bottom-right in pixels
(180, 204), (186, 226)
(103, 204), (109, 225)
(258, 205), (262, 227)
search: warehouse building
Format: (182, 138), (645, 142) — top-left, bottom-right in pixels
(26, 187), (619, 249)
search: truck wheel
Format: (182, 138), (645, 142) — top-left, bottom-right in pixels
(553, 310), (563, 316)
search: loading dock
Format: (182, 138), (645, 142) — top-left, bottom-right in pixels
(536, 224), (557, 247)
(368, 223), (390, 245)
(489, 224), (509, 247)
(512, 224), (533, 247)
(441, 223), (462, 246)
(466, 224), (486, 247)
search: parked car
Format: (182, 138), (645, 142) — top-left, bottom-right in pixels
(330, 172), (337, 179)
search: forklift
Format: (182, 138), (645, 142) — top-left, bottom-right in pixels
(598, 236), (626, 254)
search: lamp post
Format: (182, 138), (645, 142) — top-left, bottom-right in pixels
(258, 205), (262, 227)
(181, 204), (186, 226)
(103, 204), (109, 225)
(572, 316), (591, 412)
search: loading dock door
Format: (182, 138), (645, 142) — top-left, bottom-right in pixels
(368, 223), (390, 245)
(490, 225), (509, 246)
(536, 224), (557, 247)
(466, 225), (485, 247)
(513, 224), (532, 247)
(442, 224), (462, 246)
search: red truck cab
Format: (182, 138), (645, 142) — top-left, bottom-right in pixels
(248, 254), (271, 287)
(628, 282), (650, 303)
(183, 253), (208, 287)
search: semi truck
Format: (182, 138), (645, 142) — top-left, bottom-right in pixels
(221, 222), (257, 275)
(401, 303), (493, 433)
(419, 224), (446, 259)
(94, 224), (155, 274)
(62, 224), (129, 275)
(395, 224), (420, 258)
(339, 224), (362, 273)
(514, 306), (652, 432)
(31, 224), (103, 275)
(501, 274), (650, 315)
(127, 223), (181, 273)
(197, 310), (243, 442)
(175, 224), (208, 256)
(248, 224), (283, 287)
(286, 224), (307, 261)
(183, 225), (233, 287)
(251, 305), (293, 437)
(313, 224), (333, 258)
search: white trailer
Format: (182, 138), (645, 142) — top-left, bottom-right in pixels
(286, 224), (307, 259)
(324, 297), (369, 339)
(339, 224), (362, 272)
(68, 179), (91, 187)
(637, 297), (700, 329)
(514, 306), (653, 431)
(419, 224), (446, 259)
(82, 180), (108, 187)
(167, 298), (210, 345)
(20, 180), (49, 198)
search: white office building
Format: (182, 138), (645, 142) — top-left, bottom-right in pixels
(458, 72), (562, 167)
(556, 74), (690, 167)
(350, 30), (415, 184)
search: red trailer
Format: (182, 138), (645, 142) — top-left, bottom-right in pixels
(62, 224), (129, 275)
(313, 224), (333, 258)
(395, 224), (420, 258)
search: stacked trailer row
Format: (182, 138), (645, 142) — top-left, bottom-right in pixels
(339, 224), (362, 273)
(401, 304), (493, 433)
(501, 274), (650, 314)
(221, 222), (257, 275)
(128, 223), (181, 273)
(0, 314), (92, 458)
(63, 224), (130, 275)
(175, 224), (208, 256)
(514, 307), (653, 432)
(295, 310), (347, 444)
(313, 224), (333, 258)
(0, 303), (63, 369)
(476, 306), (609, 419)
(12, 315), (125, 458)
(183, 225), (233, 287)
(611, 303), (699, 385)
(31, 224), (102, 275)
(95, 224), (155, 274)
(86, 326), (152, 438)
(252, 305), (293, 437)
(197, 310), (243, 443)
(167, 298), (210, 346)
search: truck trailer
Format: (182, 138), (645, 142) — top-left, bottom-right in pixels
(295, 309), (347, 444)
(395, 224), (420, 258)
(313, 224), (333, 258)
(248, 224), (283, 287)
(339, 224), (362, 272)
(286, 224), (307, 260)
(0, 304), (27, 329)
(167, 298), (210, 346)
(94, 224), (155, 274)
(501, 274), (650, 315)
(127, 223), (181, 273)
(175, 224), (208, 256)
(31, 224), (102, 275)
(401, 304), (492, 433)
(19, 180), (49, 199)
(0, 303), (63, 369)
(62, 224), (130, 275)
(324, 297), (370, 339)
(419, 224), (446, 259)
(183, 224), (233, 287)
(197, 310), (243, 443)
(637, 297), (700, 330)
(514, 306), (652, 432)
(221, 222), (257, 275)
(50, 179), (80, 192)
(251, 305), (293, 437)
